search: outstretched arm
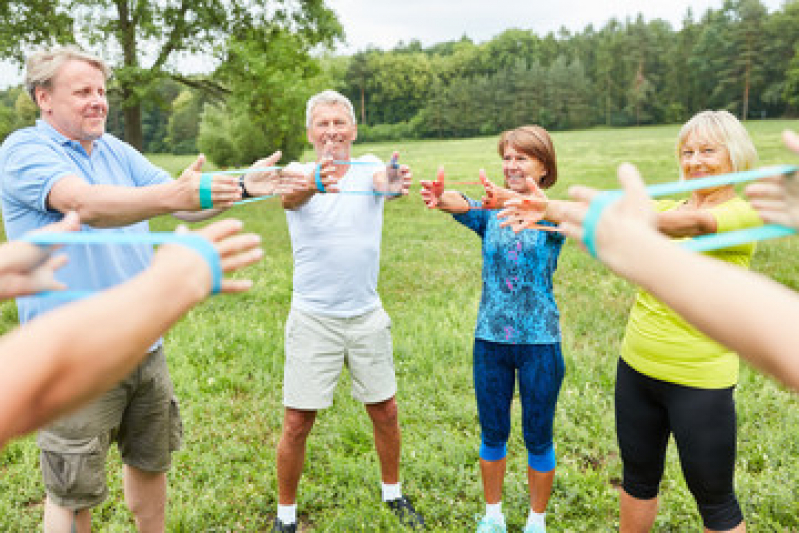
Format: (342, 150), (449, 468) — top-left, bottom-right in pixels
(559, 162), (799, 391)
(0, 218), (263, 445)
(746, 130), (799, 230)
(419, 167), (470, 213)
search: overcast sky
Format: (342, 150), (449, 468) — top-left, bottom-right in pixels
(0, 0), (787, 89)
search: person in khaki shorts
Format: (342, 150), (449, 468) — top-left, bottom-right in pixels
(272, 90), (424, 532)
(0, 46), (292, 533)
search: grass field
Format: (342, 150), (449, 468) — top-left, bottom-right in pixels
(1, 121), (799, 531)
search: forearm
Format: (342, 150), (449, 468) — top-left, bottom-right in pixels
(173, 207), (227, 223)
(612, 231), (799, 390)
(282, 189), (316, 210)
(541, 200), (571, 224)
(0, 260), (205, 442)
(435, 191), (470, 214)
(656, 210), (715, 237)
(58, 182), (184, 228)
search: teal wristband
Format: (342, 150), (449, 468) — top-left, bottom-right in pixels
(581, 191), (622, 259)
(199, 174), (214, 209)
(23, 232), (224, 298)
(314, 165), (326, 193)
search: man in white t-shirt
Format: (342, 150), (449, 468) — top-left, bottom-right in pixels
(271, 90), (423, 532)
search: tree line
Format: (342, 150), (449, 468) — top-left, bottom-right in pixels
(1, 0), (798, 165)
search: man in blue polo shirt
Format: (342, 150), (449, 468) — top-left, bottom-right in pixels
(0, 46), (258, 533)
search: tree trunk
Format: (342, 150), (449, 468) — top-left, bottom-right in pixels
(123, 94), (144, 150)
(116, 0), (143, 150)
(360, 85), (366, 124)
(742, 60), (751, 121)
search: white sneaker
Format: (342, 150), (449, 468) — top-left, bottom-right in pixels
(476, 515), (507, 533)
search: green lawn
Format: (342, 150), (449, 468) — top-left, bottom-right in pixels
(2, 121), (799, 531)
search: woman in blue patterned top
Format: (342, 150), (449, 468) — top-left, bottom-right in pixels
(420, 126), (564, 533)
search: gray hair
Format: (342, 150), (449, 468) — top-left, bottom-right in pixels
(25, 46), (111, 107)
(305, 90), (356, 128)
(677, 110), (758, 173)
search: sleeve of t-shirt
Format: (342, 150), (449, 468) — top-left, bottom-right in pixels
(711, 197), (763, 233)
(452, 196), (488, 237)
(116, 140), (172, 187)
(2, 138), (78, 213)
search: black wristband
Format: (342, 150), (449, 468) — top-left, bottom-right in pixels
(239, 176), (253, 199)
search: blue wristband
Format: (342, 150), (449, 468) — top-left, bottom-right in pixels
(199, 174), (214, 209)
(581, 191), (622, 259)
(22, 232), (223, 298)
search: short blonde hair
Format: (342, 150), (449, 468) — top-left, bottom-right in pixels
(677, 110), (758, 173)
(305, 90), (356, 128)
(25, 46), (111, 107)
(497, 125), (558, 189)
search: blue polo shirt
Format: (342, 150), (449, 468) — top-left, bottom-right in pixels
(0, 120), (172, 324)
(453, 196), (564, 344)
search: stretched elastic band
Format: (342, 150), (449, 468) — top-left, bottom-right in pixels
(199, 174), (214, 209)
(314, 164), (326, 193)
(582, 191), (622, 259)
(22, 232), (223, 298)
(582, 165), (799, 257)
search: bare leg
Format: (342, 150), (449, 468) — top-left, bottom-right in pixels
(123, 465), (166, 533)
(619, 488), (658, 533)
(365, 396), (400, 484)
(527, 466), (555, 513)
(44, 499), (91, 533)
(480, 457), (506, 504)
(276, 408), (317, 504)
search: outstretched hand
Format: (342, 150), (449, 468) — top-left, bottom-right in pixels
(0, 211), (82, 300)
(497, 177), (552, 232)
(178, 154), (242, 210)
(480, 170), (521, 210)
(745, 130), (799, 231)
(419, 167), (446, 208)
(244, 151), (308, 196)
(155, 219), (264, 298)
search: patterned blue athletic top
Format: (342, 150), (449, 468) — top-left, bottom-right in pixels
(453, 196), (564, 344)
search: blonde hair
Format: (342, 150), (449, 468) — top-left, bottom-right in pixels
(305, 90), (356, 128)
(677, 110), (758, 173)
(497, 125), (558, 189)
(25, 46), (111, 107)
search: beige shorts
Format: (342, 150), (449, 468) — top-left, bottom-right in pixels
(283, 305), (397, 409)
(38, 347), (183, 509)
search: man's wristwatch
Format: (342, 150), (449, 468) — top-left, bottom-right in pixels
(239, 176), (253, 199)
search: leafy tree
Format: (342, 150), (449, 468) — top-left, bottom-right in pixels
(0, 0), (342, 150)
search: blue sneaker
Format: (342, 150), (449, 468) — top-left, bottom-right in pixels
(523, 523), (546, 533)
(476, 515), (507, 533)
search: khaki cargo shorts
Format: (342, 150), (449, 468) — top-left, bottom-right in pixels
(283, 305), (397, 410)
(38, 347), (183, 509)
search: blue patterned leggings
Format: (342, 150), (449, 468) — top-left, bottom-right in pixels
(473, 339), (564, 471)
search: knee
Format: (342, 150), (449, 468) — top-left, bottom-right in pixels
(282, 410), (315, 443)
(368, 397), (398, 428)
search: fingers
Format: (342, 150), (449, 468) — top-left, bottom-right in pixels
(259, 150), (282, 168)
(219, 279), (255, 293)
(783, 130), (799, 154)
(195, 218), (245, 243)
(479, 169), (492, 189)
(617, 162), (648, 202)
(188, 154), (206, 172)
(215, 234), (263, 273)
(437, 166), (446, 185)
(210, 175), (242, 206)
(567, 185), (600, 204)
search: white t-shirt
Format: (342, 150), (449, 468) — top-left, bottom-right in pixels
(284, 154), (386, 317)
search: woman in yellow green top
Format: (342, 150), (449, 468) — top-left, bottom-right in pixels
(613, 110), (761, 533)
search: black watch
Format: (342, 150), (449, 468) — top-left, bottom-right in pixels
(239, 176), (253, 199)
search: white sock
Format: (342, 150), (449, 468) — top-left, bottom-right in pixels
(527, 509), (546, 530)
(381, 482), (402, 501)
(485, 502), (504, 523)
(277, 504), (297, 525)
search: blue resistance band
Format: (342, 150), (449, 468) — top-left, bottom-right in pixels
(582, 164), (799, 258)
(199, 160), (399, 206)
(22, 232), (223, 299)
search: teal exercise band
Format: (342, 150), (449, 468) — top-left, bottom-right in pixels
(22, 232), (223, 298)
(200, 159), (398, 203)
(199, 174), (214, 209)
(582, 165), (799, 258)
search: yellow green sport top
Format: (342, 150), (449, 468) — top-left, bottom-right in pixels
(621, 196), (763, 389)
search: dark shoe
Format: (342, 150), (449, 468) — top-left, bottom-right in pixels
(271, 517), (297, 532)
(386, 495), (425, 529)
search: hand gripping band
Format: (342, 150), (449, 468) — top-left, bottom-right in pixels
(22, 232), (223, 298)
(199, 173), (214, 209)
(582, 164), (799, 258)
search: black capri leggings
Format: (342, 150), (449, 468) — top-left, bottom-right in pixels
(615, 358), (743, 531)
